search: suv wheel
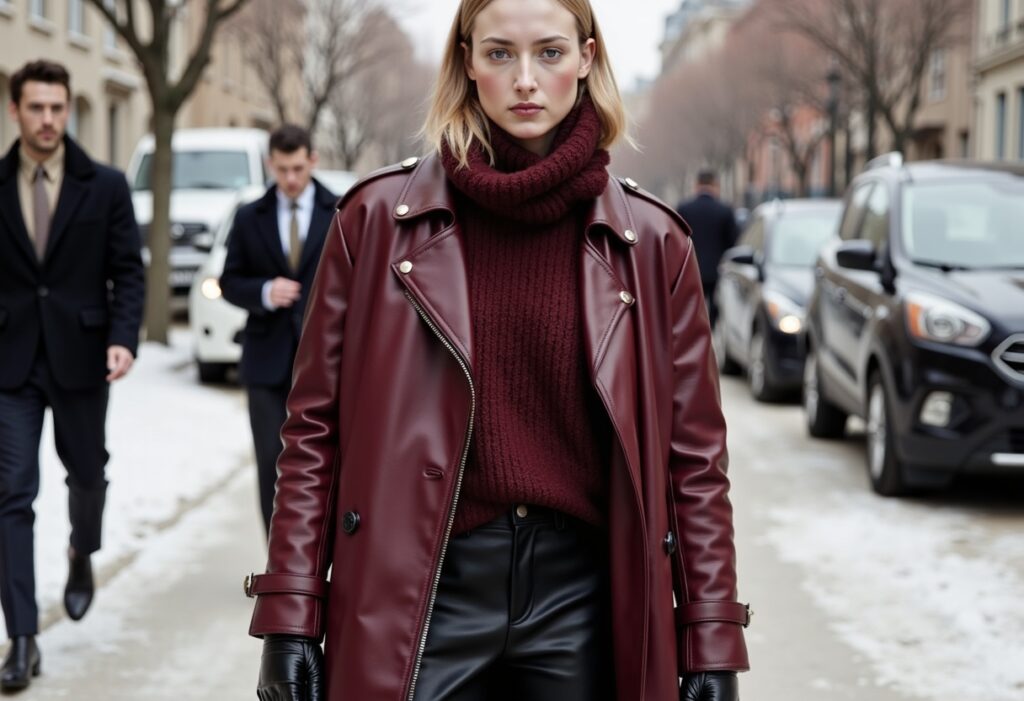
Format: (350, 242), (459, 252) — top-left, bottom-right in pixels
(865, 373), (907, 496)
(803, 345), (847, 438)
(748, 325), (777, 402)
(714, 315), (741, 376)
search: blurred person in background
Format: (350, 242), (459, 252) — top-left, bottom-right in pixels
(220, 124), (336, 535)
(0, 59), (144, 691)
(676, 169), (740, 326)
(245, 1), (750, 700)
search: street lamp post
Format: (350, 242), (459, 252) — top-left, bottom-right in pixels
(826, 65), (841, 197)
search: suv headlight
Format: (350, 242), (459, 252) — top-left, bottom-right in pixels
(763, 290), (804, 334)
(905, 292), (990, 347)
(200, 277), (222, 300)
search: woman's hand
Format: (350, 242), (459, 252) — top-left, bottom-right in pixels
(256, 635), (324, 701)
(680, 671), (739, 701)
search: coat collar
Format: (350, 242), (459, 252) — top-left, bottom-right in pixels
(392, 153), (637, 244)
(0, 135), (95, 184)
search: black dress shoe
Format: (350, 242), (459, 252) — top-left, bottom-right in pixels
(64, 548), (95, 621)
(1, 636), (40, 691)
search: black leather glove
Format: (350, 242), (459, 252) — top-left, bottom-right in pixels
(680, 671), (739, 701)
(256, 634), (324, 701)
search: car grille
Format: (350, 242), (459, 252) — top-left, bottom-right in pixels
(993, 334), (1024, 385)
(139, 222), (209, 248)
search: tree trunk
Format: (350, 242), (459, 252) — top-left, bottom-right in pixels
(144, 107), (175, 345)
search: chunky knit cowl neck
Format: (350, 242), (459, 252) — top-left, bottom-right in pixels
(441, 95), (610, 225)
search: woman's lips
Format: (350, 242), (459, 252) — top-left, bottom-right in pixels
(511, 104), (542, 116)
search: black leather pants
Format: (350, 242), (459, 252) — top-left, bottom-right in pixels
(413, 505), (614, 701)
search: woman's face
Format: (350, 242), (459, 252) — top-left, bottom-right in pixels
(463, 0), (596, 156)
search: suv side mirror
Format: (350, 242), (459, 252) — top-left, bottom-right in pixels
(723, 245), (757, 267)
(835, 239), (879, 272)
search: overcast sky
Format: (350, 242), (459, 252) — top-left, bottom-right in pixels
(390, 0), (682, 91)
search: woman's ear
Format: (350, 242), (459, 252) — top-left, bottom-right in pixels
(577, 38), (596, 80)
(461, 41), (477, 81)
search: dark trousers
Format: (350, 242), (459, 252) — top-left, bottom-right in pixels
(414, 506), (614, 701)
(246, 383), (289, 534)
(0, 354), (109, 637)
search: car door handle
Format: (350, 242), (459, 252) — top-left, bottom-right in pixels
(834, 287), (847, 303)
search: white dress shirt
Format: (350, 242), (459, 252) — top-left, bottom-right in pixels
(261, 182), (316, 310)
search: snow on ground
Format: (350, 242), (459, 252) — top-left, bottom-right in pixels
(762, 492), (1024, 700)
(2, 328), (255, 633)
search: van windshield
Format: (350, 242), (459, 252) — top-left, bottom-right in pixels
(902, 179), (1024, 269)
(132, 151), (251, 191)
(768, 207), (841, 266)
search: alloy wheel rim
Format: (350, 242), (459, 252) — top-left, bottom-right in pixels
(867, 384), (887, 480)
(804, 352), (819, 420)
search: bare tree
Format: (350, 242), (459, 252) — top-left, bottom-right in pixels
(325, 10), (432, 170)
(230, 0), (305, 125)
(87, 0), (251, 343)
(774, 0), (973, 157)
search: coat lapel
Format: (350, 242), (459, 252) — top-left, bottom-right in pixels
(298, 184), (334, 276)
(255, 191), (290, 275)
(44, 176), (87, 260)
(388, 156), (475, 371)
(0, 169), (38, 268)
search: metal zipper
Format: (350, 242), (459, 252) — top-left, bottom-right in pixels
(403, 290), (476, 701)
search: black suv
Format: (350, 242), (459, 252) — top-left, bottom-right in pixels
(803, 154), (1024, 495)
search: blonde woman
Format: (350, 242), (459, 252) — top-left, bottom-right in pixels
(247, 1), (750, 699)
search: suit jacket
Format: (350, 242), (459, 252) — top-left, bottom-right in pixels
(220, 180), (336, 387)
(675, 193), (739, 288)
(0, 137), (145, 391)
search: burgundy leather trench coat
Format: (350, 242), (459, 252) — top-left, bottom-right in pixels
(247, 154), (751, 701)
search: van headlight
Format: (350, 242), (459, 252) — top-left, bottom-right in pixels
(200, 277), (222, 300)
(763, 290), (804, 334)
(905, 292), (990, 347)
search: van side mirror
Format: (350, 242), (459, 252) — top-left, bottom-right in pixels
(723, 245), (757, 267)
(836, 240), (879, 272)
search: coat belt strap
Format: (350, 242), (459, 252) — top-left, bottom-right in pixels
(676, 601), (752, 627)
(244, 572), (329, 599)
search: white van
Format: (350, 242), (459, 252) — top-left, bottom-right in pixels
(126, 128), (269, 305)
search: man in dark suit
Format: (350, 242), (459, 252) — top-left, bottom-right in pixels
(0, 60), (144, 690)
(676, 169), (740, 326)
(220, 125), (336, 534)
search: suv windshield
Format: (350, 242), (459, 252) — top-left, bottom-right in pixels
(768, 209), (841, 266)
(902, 179), (1024, 269)
(132, 150), (251, 191)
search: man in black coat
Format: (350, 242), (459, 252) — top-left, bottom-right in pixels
(676, 169), (740, 326)
(0, 60), (144, 690)
(220, 125), (336, 534)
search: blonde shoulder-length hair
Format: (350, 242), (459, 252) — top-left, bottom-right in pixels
(423, 0), (629, 169)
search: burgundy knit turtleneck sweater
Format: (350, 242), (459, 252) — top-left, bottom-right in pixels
(442, 96), (614, 534)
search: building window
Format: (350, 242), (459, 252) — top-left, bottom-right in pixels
(68, 0), (84, 35)
(929, 49), (946, 101)
(30, 0), (46, 19)
(996, 91), (1007, 160)
(108, 101), (120, 165)
(1018, 88), (1024, 160)
(103, 0), (117, 50)
(1002, 0), (1012, 29)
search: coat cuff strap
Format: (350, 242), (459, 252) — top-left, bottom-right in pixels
(244, 573), (329, 599)
(677, 601), (752, 628)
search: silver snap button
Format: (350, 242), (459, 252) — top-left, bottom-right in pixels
(624, 177), (639, 190)
(620, 291), (635, 306)
(395, 204), (411, 217)
(624, 229), (637, 243)
(399, 261), (413, 274)
(401, 157), (419, 169)
(515, 505), (528, 518)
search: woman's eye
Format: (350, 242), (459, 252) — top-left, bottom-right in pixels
(541, 48), (563, 59)
(489, 49), (511, 60)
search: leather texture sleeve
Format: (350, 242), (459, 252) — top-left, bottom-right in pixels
(104, 173), (145, 355)
(249, 213), (351, 640)
(667, 237), (750, 673)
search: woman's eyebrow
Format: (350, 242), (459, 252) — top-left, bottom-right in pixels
(479, 35), (571, 46)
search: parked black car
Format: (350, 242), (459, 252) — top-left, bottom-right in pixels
(803, 154), (1024, 495)
(714, 198), (842, 401)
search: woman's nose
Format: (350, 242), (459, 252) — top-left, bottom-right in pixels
(514, 60), (538, 94)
